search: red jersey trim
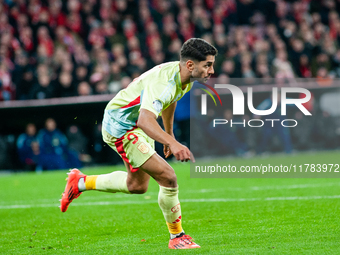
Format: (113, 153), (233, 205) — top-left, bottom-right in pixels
(121, 96), (141, 109)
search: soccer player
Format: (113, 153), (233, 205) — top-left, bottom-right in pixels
(60, 38), (217, 249)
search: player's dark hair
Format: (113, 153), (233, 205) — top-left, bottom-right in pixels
(180, 38), (218, 62)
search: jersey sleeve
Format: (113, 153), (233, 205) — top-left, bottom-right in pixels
(140, 82), (175, 117)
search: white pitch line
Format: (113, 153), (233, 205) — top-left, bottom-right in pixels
(249, 182), (340, 191)
(3, 183), (340, 206)
(1, 195), (340, 210)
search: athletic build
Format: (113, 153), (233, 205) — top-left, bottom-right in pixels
(60, 38), (217, 249)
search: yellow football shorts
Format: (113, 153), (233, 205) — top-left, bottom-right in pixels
(102, 127), (156, 172)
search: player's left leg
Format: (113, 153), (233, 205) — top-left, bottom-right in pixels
(139, 153), (200, 249)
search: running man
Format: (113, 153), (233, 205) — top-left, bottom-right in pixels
(60, 38), (217, 249)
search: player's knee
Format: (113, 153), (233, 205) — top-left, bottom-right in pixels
(161, 170), (177, 187)
(165, 176), (177, 187)
(128, 184), (148, 194)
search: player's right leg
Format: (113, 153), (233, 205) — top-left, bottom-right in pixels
(60, 168), (85, 212)
(79, 160), (150, 194)
(60, 128), (153, 212)
(60, 162), (150, 212)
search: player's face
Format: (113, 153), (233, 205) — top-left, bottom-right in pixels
(192, 55), (215, 82)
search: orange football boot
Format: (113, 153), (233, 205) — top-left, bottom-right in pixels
(168, 234), (201, 249)
(60, 168), (85, 212)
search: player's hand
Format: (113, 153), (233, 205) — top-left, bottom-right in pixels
(164, 145), (172, 158)
(164, 132), (176, 158)
(168, 141), (195, 163)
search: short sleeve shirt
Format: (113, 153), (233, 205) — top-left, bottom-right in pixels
(102, 61), (192, 138)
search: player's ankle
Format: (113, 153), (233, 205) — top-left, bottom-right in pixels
(170, 231), (185, 239)
(78, 177), (86, 191)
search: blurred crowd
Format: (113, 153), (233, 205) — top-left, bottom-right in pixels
(0, 114), (126, 170)
(16, 118), (83, 170)
(1, 0), (340, 170)
(1, 0), (340, 100)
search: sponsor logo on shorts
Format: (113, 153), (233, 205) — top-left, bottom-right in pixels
(171, 203), (180, 213)
(137, 142), (149, 154)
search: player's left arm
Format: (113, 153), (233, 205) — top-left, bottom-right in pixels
(161, 101), (177, 158)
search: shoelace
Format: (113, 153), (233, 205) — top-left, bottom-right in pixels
(180, 236), (193, 245)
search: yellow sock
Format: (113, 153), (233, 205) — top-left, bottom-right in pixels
(166, 220), (183, 235)
(85, 175), (98, 190)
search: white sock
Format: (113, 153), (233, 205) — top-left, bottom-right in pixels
(95, 171), (130, 193)
(78, 171), (131, 194)
(170, 231), (185, 239)
(78, 177), (86, 192)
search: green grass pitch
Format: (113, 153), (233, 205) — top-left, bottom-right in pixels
(1, 151), (340, 254)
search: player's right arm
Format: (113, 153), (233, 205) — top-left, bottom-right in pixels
(137, 109), (194, 162)
(161, 101), (176, 158)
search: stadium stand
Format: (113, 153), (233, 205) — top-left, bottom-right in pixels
(1, 0), (340, 169)
(1, 0), (340, 101)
